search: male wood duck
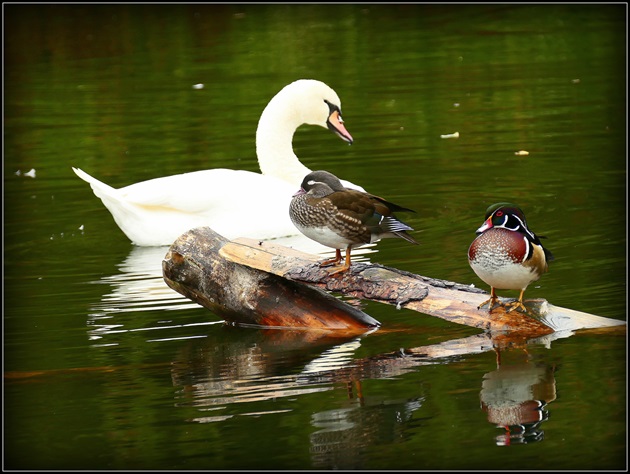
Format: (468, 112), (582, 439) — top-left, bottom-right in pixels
(289, 170), (418, 274)
(468, 203), (554, 313)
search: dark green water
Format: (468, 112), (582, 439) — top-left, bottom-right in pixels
(4, 4), (626, 470)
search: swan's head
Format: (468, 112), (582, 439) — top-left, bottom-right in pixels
(264, 79), (354, 144)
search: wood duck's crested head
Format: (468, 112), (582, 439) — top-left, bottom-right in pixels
(476, 202), (529, 235)
(475, 202), (553, 262)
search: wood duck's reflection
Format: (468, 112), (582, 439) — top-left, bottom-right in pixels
(480, 352), (556, 446)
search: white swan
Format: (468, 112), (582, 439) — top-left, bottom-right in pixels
(73, 79), (364, 247)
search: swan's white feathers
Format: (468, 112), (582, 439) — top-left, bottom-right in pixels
(73, 79), (363, 246)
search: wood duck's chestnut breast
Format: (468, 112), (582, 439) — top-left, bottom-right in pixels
(468, 228), (529, 267)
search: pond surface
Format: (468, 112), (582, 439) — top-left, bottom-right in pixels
(4, 4), (626, 470)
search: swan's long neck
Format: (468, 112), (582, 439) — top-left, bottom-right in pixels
(256, 93), (312, 186)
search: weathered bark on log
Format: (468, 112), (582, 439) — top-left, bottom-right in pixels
(162, 227), (380, 333)
(219, 237), (625, 335)
(163, 227), (625, 335)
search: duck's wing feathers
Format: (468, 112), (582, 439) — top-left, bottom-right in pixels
(326, 190), (418, 245)
(368, 194), (415, 214)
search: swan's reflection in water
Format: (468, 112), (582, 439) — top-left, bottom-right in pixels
(88, 234), (375, 316)
(92, 246), (196, 313)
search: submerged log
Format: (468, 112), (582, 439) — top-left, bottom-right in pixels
(163, 227), (625, 335)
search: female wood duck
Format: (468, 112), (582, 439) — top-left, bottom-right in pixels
(468, 203), (554, 313)
(289, 170), (418, 274)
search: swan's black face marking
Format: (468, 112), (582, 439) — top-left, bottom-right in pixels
(324, 99), (340, 114)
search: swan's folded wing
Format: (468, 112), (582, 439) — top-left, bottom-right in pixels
(112, 169), (295, 214)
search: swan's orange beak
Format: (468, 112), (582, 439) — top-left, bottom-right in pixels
(327, 110), (353, 144)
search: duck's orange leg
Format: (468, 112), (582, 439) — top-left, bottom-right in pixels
(319, 249), (343, 267)
(478, 287), (502, 312)
(328, 247), (352, 275)
(505, 289), (529, 313)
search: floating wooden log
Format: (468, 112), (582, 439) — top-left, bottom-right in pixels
(162, 227), (380, 334)
(162, 227), (625, 336)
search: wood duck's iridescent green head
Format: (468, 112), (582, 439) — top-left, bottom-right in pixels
(475, 202), (553, 262)
(476, 202), (532, 238)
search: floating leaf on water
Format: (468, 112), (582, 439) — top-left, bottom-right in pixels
(16, 169), (36, 178)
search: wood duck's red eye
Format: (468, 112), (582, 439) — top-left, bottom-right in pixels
(496, 210), (503, 217)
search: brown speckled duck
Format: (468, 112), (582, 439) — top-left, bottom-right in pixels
(290, 170), (418, 274)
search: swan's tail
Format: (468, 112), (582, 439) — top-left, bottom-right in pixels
(72, 167), (118, 201)
(72, 167), (210, 246)
(72, 167), (147, 243)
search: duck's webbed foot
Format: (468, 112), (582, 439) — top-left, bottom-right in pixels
(478, 288), (502, 312)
